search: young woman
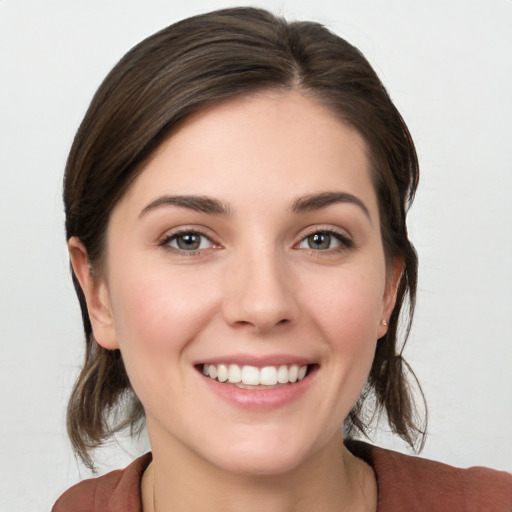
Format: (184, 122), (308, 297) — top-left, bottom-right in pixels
(53, 7), (512, 511)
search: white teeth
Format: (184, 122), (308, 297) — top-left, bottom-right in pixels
(241, 365), (260, 385)
(201, 363), (310, 385)
(260, 366), (278, 385)
(277, 365), (288, 384)
(217, 364), (228, 382)
(289, 365), (299, 383)
(228, 364), (242, 383)
(208, 365), (218, 380)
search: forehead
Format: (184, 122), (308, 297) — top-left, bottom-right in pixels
(115, 90), (377, 218)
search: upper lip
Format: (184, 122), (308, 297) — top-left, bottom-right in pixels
(195, 354), (315, 367)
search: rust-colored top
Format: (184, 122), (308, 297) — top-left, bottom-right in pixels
(52, 441), (512, 511)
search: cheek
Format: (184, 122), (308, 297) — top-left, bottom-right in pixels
(301, 266), (385, 409)
(106, 264), (223, 418)
(108, 265), (219, 359)
(306, 264), (385, 341)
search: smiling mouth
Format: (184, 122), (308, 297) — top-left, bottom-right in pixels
(198, 363), (314, 388)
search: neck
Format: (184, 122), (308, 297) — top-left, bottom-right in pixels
(142, 430), (376, 512)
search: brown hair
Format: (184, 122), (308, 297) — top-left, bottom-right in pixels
(64, 7), (426, 469)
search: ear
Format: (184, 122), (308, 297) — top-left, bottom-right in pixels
(68, 237), (119, 350)
(377, 257), (403, 339)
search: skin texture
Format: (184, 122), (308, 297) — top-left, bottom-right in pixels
(70, 91), (401, 511)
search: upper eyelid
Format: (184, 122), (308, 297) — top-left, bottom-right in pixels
(159, 227), (220, 248)
(297, 225), (352, 240)
(159, 225), (216, 240)
(294, 226), (354, 250)
(157, 224), (353, 247)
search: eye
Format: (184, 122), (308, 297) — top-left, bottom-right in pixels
(297, 230), (352, 251)
(162, 230), (214, 252)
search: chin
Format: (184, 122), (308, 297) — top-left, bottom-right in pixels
(198, 432), (320, 477)
(213, 453), (307, 477)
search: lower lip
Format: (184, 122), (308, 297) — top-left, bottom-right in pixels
(199, 368), (316, 411)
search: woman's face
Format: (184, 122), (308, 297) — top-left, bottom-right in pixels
(84, 91), (398, 475)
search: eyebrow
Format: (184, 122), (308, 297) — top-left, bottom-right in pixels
(291, 192), (371, 221)
(139, 191), (370, 221)
(139, 195), (231, 217)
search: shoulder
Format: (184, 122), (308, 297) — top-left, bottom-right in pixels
(346, 440), (512, 512)
(52, 453), (152, 512)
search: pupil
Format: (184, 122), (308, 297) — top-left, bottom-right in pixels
(309, 233), (330, 249)
(178, 233), (200, 250)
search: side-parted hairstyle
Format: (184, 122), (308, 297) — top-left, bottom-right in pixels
(64, 7), (426, 469)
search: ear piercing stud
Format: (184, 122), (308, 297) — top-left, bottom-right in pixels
(381, 320), (388, 326)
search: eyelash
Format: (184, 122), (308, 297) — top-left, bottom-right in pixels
(159, 228), (217, 256)
(296, 228), (354, 254)
(159, 227), (354, 256)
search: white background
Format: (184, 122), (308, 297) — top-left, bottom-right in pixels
(1, 0), (511, 510)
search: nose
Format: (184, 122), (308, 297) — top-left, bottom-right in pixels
(222, 246), (298, 334)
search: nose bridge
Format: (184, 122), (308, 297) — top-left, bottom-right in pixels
(223, 238), (297, 332)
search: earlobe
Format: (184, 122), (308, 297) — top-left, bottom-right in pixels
(378, 258), (403, 338)
(67, 237), (119, 350)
